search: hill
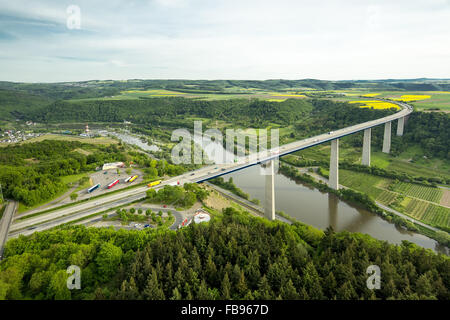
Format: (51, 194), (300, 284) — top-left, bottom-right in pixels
(0, 207), (448, 300)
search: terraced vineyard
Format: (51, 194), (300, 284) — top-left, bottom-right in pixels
(339, 170), (449, 230)
(391, 182), (443, 203)
(376, 190), (398, 205)
(405, 198), (429, 220)
(422, 204), (450, 230)
(403, 198), (450, 230)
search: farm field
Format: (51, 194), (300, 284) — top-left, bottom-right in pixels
(339, 169), (385, 199)
(329, 90), (450, 111)
(376, 190), (398, 205)
(339, 169), (449, 230)
(390, 181), (443, 204)
(18, 134), (118, 145)
(403, 198), (450, 230)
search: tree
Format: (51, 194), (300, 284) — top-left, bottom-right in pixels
(70, 193), (78, 201)
(48, 270), (71, 300)
(96, 243), (123, 282)
(222, 273), (231, 299)
(143, 269), (165, 300)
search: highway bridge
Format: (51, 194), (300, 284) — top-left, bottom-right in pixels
(7, 99), (413, 238)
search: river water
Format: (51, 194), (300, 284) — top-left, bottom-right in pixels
(222, 165), (448, 255)
(108, 131), (160, 152)
(119, 130), (448, 255)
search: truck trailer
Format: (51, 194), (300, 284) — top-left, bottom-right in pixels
(107, 179), (119, 189)
(87, 183), (101, 193)
(147, 180), (162, 188)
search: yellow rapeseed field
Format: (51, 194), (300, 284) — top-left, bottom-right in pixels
(267, 98), (287, 102)
(349, 101), (399, 110)
(271, 93), (306, 97)
(362, 93), (380, 97)
(392, 95), (430, 102)
(123, 89), (185, 95)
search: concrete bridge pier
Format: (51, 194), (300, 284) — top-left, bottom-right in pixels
(329, 139), (339, 190)
(397, 116), (405, 136)
(362, 128), (371, 166)
(264, 159), (276, 221)
(382, 121), (391, 154)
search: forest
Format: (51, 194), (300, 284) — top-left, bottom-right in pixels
(0, 207), (448, 300)
(0, 140), (187, 207)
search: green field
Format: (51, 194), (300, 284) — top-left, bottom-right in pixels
(339, 169), (449, 230)
(331, 90), (450, 111)
(391, 181), (443, 203)
(339, 169), (385, 199)
(18, 134), (118, 145)
(403, 198), (450, 229)
(376, 190), (398, 205)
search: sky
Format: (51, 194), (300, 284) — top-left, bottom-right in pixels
(0, 0), (449, 82)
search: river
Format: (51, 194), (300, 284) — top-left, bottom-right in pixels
(122, 130), (448, 255)
(222, 165), (448, 255)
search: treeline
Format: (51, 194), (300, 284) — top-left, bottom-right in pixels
(0, 207), (448, 300)
(2, 79), (450, 102)
(282, 153), (449, 185)
(209, 177), (250, 200)
(399, 112), (449, 159)
(25, 97), (313, 127)
(278, 165), (423, 235)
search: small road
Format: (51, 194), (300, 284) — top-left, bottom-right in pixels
(0, 201), (18, 260)
(375, 202), (440, 232)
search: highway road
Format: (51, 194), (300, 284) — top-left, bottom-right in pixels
(7, 99), (412, 238)
(0, 201), (18, 259)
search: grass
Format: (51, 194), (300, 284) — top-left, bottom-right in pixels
(60, 172), (90, 185)
(339, 169), (449, 230)
(402, 198), (450, 230)
(339, 169), (386, 199)
(0, 204), (5, 220)
(16, 178), (156, 220)
(390, 181), (443, 203)
(19, 134), (118, 145)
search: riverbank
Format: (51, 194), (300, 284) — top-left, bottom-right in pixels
(278, 163), (450, 248)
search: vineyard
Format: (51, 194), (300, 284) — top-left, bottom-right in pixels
(339, 169), (449, 230)
(403, 198), (450, 229)
(376, 190), (398, 205)
(391, 182), (443, 203)
(422, 204), (450, 230)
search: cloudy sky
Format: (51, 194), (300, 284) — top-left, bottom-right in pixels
(1, 0), (449, 82)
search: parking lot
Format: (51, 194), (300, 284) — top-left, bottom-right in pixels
(59, 168), (144, 204)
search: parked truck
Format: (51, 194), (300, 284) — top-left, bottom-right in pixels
(87, 184), (100, 193)
(107, 179), (119, 189)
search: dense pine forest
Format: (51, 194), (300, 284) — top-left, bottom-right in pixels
(0, 207), (448, 300)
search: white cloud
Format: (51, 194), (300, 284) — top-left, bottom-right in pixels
(0, 0), (449, 81)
